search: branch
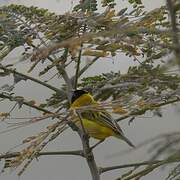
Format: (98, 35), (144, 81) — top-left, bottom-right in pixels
(0, 93), (52, 114)
(99, 82), (142, 91)
(0, 64), (65, 95)
(100, 157), (180, 175)
(79, 57), (99, 77)
(38, 150), (84, 157)
(7, 10), (72, 98)
(0, 150), (84, 160)
(80, 133), (100, 180)
(76, 112), (100, 180)
(70, 56), (99, 87)
(166, 0), (180, 66)
(116, 97), (180, 122)
(99, 160), (163, 174)
(74, 44), (83, 90)
(9, 9), (51, 51)
(54, 50), (73, 101)
(73, 24), (87, 90)
(121, 156), (180, 180)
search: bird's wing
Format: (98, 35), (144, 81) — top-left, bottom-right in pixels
(99, 111), (124, 134)
(98, 111), (135, 147)
(81, 110), (123, 135)
(80, 110), (135, 147)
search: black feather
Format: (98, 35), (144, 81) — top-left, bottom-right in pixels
(71, 90), (88, 104)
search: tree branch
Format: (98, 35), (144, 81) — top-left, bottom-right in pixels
(73, 24), (87, 90)
(79, 57), (99, 77)
(0, 64), (65, 95)
(166, 0), (180, 66)
(0, 150), (84, 160)
(116, 96), (180, 122)
(100, 156), (180, 175)
(99, 160), (163, 174)
(54, 50), (73, 101)
(99, 82), (142, 91)
(70, 57), (99, 87)
(74, 44), (83, 90)
(0, 93), (52, 114)
(7, 10), (72, 99)
(121, 157), (178, 180)
(80, 133), (100, 180)
(76, 112), (100, 180)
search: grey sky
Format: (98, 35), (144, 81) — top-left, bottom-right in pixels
(0, 1), (180, 180)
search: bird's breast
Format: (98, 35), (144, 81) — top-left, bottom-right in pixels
(75, 118), (115, 140)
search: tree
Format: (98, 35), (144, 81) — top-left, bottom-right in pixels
(0, 0), (180, 179)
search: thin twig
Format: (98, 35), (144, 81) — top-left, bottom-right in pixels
(0, 93), (52, 114)
(74, 44), (83, 90)
(77, 112), (87, 136)
(79, 57), (99, 77)
(7, 10), (72, 99)
(116, 97), (180, 122)
(99, 160), (163, 174)
(90, 139), (105, 151)
(0, 150), (84, 160)
(76, 111), (100, 180)
(166, 0), (180, 66)
(100, 156), (180, 174)
(38, 150), (84, 157)
(55, 49), (73, 101)
(0, 64), (65, 95)
(74, 24), (87, 90)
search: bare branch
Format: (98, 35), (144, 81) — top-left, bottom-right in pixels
(99, 160), (163, 174)
(71, 57), (99, 86)
(79, 57), (99, 77)
(99, 82), (142, 91)
(76, 112), (100, 180)
(0, 64), (65, 95)
(100, 157), (180, 176)
(166, 0), (180, 66)
(54, 50), (73, 101)
(0, 150), (84, 160)
(38, 150), (84, 157)
(116, 97), (180, 122)
(74, 44), (83, 90)
(73, 24), (87, 90)
(0, 93), (52, 114)
(80, 133), (100, 180)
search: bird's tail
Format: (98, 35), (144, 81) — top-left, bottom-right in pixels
(116, 134), (135, 148)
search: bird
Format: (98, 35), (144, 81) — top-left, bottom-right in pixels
(70, 89), (134, 147)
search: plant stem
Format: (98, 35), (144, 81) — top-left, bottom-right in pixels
(0, 64), (64, 95)
(0, 150), (84, 160)
(81, 133), (100, 180)
(166, 0), (180, 67)
(0, 93), (52, 114)
(74, 24), (87, 90)
(76, 112), (100, 180)
(99, 160), (163, 174)
(79, 57), (99, 77)
(116, 97), (180, 122)
(74, 44), (83, 90)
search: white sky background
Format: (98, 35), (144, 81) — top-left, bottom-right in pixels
(0, 1), (180, 180)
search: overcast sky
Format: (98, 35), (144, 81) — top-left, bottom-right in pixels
(0, 1), (180, 180)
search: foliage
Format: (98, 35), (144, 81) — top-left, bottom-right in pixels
(0, 0), (180, 179)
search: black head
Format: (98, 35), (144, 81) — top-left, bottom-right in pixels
(71, 90), (88, 104)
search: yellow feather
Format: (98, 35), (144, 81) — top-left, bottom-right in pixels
(70, 93), (117, 140)
(75, 118), (115, 140)
(70, 91), (134, 147)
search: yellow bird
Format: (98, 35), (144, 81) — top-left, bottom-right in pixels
(70, 90), (134, 147)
